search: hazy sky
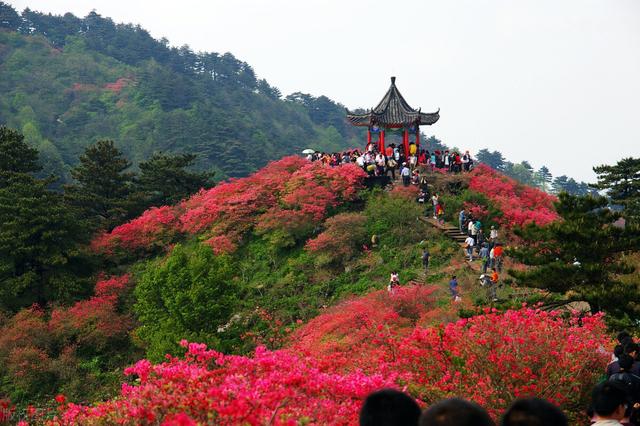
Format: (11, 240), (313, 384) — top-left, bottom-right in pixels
(10, 0), (640, 181)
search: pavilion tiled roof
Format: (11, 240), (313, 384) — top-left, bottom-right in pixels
(346, 77), (439, 127)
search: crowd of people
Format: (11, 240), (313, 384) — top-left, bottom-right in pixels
(599, 331), (640, 425)
(306, 143), (475, 185)
(359, 389), (569, 426)
(359, 378), (636, 426)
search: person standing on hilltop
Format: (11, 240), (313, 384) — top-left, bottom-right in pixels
(401, 163), (411, 186)
(462, 150), (471, 172)
(387, 156), (397, 180)
(385, 143), (394, 158)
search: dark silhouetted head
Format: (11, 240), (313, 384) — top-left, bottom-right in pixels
(501, 398), (567, 426)
(617, 331), (632, 346)
(419, 398), (494, 426)
(360, 389), (421, 426)
(591, 381), (627, 419)
(614, 344), (624, 358)
(618, 353), (634, 371)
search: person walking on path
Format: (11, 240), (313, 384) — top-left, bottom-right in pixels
(431, 193), (439, 219)
(480, 273), (497, 302)
(479, 243), (489, 273)
(490, 268), (499, 290)
(464, 235), (475, 261)
(449, 275), (460, 302)
(490, 225), (498, 241)
(436, 203), (445, 225)
(401, 163), (411, 187)
(422, 249), (430, 274)
(458, 209), (466, 233)
(493, 243), (504, 272)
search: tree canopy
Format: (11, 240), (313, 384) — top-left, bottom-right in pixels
(509, 193), (640, 327)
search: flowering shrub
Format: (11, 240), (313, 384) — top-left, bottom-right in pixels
(305, 212), (368, 264)
(393, 307), (608, 419)
(93, 157), (367, 256)
(92, 206), (180, 255)
(51, 306), (609, 424)
(289, 285), (440, 373)
(469, 164), (558, 228)
(0, 275), (136, 403)
(0, 398), (15, 424)
(50, 342), (396, 426)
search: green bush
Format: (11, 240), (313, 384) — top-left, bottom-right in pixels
(134, 243), (238, 361)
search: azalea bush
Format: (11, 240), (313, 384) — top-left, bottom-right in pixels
(305, 212), (368, 265)
(468, 164), (558, 228)
(50, 341), (396, 426)
(289, 285), (440, 373)
(0, 275), (138, 405)
(93, 157), (367, 257)
(50, 305), (609, 425)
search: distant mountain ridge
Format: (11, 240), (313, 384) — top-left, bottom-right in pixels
(0, 2), (359, 180)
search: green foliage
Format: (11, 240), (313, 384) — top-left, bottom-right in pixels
(0, 125), (40, 182)
(0, 128), (93, 312)
(134, 152), (215, 208)
(134, 243), (237, 361)
(0, 173), (93, 311)
(0, 2), (20, 31)
(65, 140), (135, 230)
(476, 148), (505, 170)
(0, 13), (355, 182)
(593, 157), (640, 224)
(364, 190), (425, 247)
(509, 193), (640, 327)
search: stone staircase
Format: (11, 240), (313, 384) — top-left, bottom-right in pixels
(419, 217), (467, 246)
(419, 216), (482, 273)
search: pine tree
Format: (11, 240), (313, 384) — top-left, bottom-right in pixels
(552, 175), (569, 194)
(65, 140), (135, 230)
(509, 193), (640, 327)
(536, 166), (553, 192)
(0, 128), (93, 311)
(0, 126), (40, 182)
(0, 2), (21, 31)
(134, 152), (214, 209)
(593, 157), (640, 224)
(476, 149), (505, 170)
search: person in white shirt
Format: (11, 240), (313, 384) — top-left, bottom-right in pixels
(490, 225), (498, 241)
(400, 163), (411, 186)
(431, 193), (439, 218)
(464, 236), (475, 261)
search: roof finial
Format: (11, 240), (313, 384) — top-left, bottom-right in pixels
(391, 76), (396, 85)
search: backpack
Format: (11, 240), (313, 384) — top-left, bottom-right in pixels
(388, 159), (397, 168)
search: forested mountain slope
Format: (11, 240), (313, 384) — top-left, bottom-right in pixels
(0, 4), (358, 180)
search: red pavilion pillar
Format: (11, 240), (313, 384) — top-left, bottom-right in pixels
(403, 129), (410, 160)
(380, 130), (385, 152)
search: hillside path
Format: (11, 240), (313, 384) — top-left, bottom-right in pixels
(418, 216), (482, 273)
